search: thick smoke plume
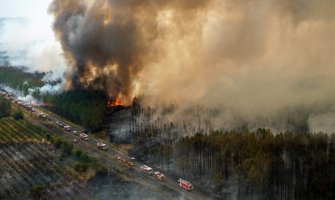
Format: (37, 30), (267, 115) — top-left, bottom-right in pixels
(49, 0), (213, 103)
(50, 0), (335, 132)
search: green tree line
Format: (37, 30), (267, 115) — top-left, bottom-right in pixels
(0, 66), (61, 96)
(0, 66), (44, 94)
(46, 90), (108, 130)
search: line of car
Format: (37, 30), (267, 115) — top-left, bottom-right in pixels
(38, 112), (109, 151)
(138, 164), (193, 190)
(2, 89), (110, 153)
(0, 91), (29, 112)
(0, 90), (36, 112)
(50, 120), (194, 191)
(114, 155), (134, 167)
(1, 89), (195, 193)
(139, 165), (166, 182)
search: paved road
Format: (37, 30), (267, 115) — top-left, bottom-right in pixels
(37, 109), (210, 200)
(2, 92), (211, 200)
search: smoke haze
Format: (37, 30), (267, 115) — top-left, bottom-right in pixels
(49, 0), (335, 132)
(0, 17), (66, 76)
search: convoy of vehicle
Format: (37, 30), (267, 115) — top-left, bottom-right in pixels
(55, 121), (64, 128)
(0, 90), (35, 112)
(114, 155), (134, 167)
(18, 101), (35, 112)
(1, 89), (196, 193)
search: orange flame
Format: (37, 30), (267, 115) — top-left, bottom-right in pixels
(108, 97), (124, 107)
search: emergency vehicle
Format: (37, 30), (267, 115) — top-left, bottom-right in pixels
(140, 165), (153, 175)
(154, 172), (166, 181)
(178, 178), (193, 191)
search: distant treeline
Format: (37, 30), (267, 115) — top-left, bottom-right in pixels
(0, 66), (61, 96)
(46, 90), (108, 130)
(0, 66), (44, 92)
(0, 67), (108, 130)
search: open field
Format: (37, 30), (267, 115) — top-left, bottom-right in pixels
(0, 118), (87, 200)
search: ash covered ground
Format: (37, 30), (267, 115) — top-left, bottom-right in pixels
(0, 142), (163, 200)
(106, 107), (132, 144)
(88, 172), (164, 200)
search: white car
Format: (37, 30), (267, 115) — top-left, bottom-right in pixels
(79, 133), (89, 141)
(97, 142), (108, 151)
(64, 125), (71, 131)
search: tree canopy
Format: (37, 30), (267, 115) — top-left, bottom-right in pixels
(47, 90), (107, 130)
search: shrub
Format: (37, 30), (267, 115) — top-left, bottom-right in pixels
(12, 109), (24, 120)
(53, 137), (63, 149)
(62, 142), (73, 156)
(74, 163), (88, 173)
(81, 153), (90, 163)
(74, 149), (83, 158)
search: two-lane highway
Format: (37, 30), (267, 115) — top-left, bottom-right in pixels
(1, 91), (211, 200)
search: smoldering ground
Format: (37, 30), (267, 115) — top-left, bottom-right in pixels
(49, 0), (335, 133)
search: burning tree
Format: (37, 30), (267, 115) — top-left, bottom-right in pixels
(107, 97), (125, 107)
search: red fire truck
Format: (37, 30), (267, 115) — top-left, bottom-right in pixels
(178, 178), (193, 191)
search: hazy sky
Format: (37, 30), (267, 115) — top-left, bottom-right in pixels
(0, 0), (65, 74)
(0, 0), (52, 18)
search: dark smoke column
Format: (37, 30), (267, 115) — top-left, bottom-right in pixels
(48, 0), (147, 104)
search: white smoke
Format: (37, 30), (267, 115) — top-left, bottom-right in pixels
(0, 18), (65, 73)
(0, 0), (66, 78)
(39, 83), (62, 94)
(308, 111), (335, 134)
